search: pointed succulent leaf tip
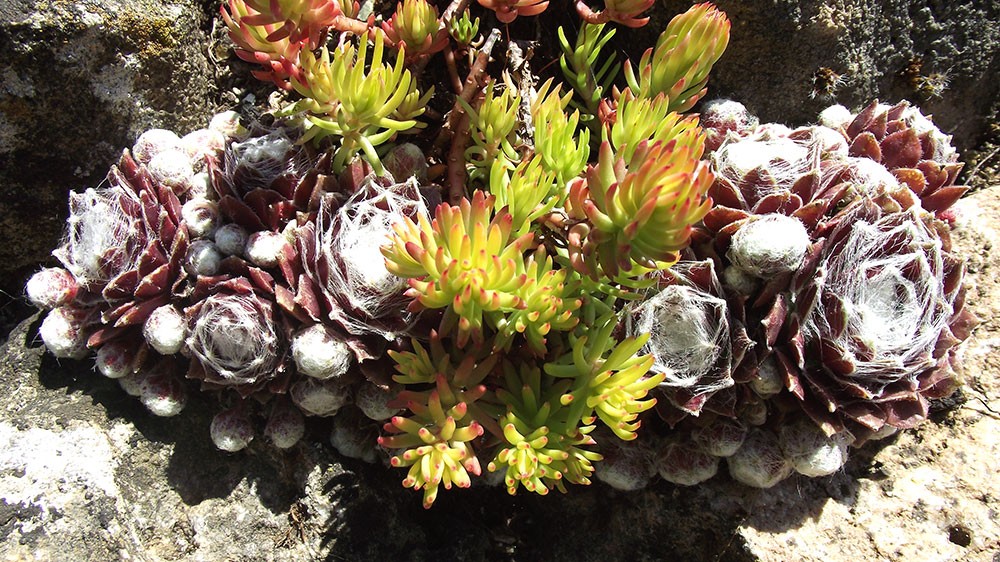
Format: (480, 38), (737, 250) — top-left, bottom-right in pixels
(234, 0), (341, 50)
(531, 79), (591, 186)
(463, 82), (521, 183)
(475, 0), (549, 23)
(447, 10), (479, 45)
(488, 362), (603, 495)
(381, 339), (494, 507)
(282, 29), (431, 174)
(382, 0), (448, 58)
(558, 22), (620, 120)
(624, 2), (730, 113)
(567, 139), (713, 278)
(382, 191), (536, 347)
(545, 314), (663, 440)
(221, 0), (306, 90)
(575, 0), (654, 28)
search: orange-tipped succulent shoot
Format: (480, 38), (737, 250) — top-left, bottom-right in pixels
(609, 91), (701, 166)
(624, 2), (730, 112)
(221, 0), (304, 90)
(476, 0), (549, 24)
(382, 0), (449, 58)
(382, 190), (535, 347)
(239, 0), (341, 49)
(575, 0), (655, 28)
(286, 30), (431, 173)
(567, 138), (713, 278)
(488, 363), (603, 495)
(544, 314), (663, 440)
(382, 335), (499, 507)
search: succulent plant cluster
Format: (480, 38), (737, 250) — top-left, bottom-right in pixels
(27, 0), (977, 509)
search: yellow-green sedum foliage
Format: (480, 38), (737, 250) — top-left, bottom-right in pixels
(222, 0), (731, 507)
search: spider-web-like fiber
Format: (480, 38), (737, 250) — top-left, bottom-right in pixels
(804, 210), (951, 389)
(628, 263), (735, 397)
(222, 129), (312, 195)
(316, 178), (430, 338)
(187, 294), (280, 385)
(54, 186), (144, 289)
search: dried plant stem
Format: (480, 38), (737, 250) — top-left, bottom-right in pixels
(444, 28), (501, 203)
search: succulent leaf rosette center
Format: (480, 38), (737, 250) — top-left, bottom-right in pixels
(187, 292), (281, 385)
(807, 210), (948, 386)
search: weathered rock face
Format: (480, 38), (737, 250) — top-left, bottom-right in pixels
(649, 0), (1000, 152)
(0, 0), (219, 295)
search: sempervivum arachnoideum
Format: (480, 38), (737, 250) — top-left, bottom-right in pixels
(626, 259), (754, 426)
(295, 176), (433, 345)
(210, 126), (330, 232)
(821, 100), (968, 217)
(775, 198), (976, 442)
(184, 274), (291, 396)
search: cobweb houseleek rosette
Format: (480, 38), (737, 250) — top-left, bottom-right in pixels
(566, 140), (713, 279)
(624, 2), (730, 112)
(381, 190), (535, 347)
(282, 30), (432, 174)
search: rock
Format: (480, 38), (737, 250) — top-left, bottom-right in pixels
(0, 314), (762, 561)
(734, 185), (1000, 561)
(647, 1), (1000, 151)
(0, 0), (218, 295)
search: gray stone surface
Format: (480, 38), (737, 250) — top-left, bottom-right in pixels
(650, 1), (1000, 152)
(0, 0), (219, 295)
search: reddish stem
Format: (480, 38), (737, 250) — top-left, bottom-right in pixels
(574, 0), (608, 24)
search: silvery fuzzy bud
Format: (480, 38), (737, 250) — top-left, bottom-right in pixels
(329, 409), (379, 463)
(721, 265), (759, 296)
(656, 441), (719, 486)
(701, 99), (757, 151)
(25, 267), (78, 309)
(354, 383), (400, 421)
(118, 372), (143, 397)
(39, 306), (91, 359)
(181, 199), (219, 239)
(691, 418), (748, 458)
(182, 128), (226, 166)
(595, 445), (656, 491)
(214, 224), (249, 256)
(779, 420), (851, 477)
(133, 129), (184, 164)
(138, 366), (188, 417)
(143, 305), (187, 355)
(184, 240), (223, 277)
(750, 357), (784, 398)
(264, 400), (305, 449)
(817, 104), (853, 130)
(727, 215), (810, 278)
(291, 324), (353, 380)
(211, 407), (255, 452)
(148, 148), (195, 195)
(209, 110), (245, 139)
(186, 171), (214, 200)
(95, 339), (137, 379)
(727, 429), (793, 488)
(290, 378), (350, 417)
(245, 231), (286, 268)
